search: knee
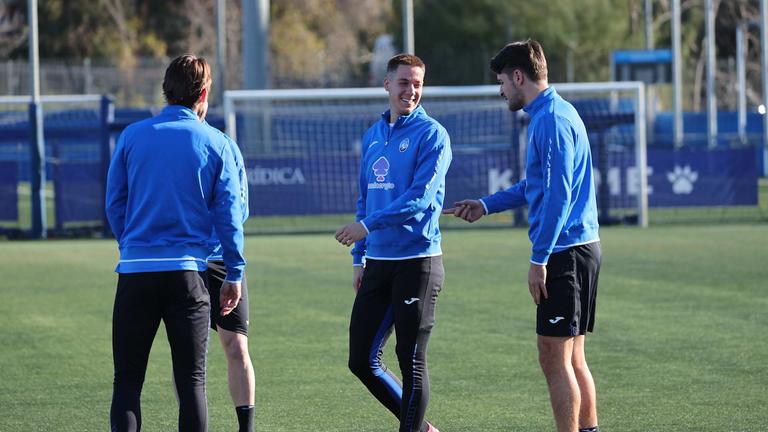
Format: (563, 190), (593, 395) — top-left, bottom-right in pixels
(221, 333), (250, 364)
(114, 370), (146, 387)
(348, 354), (371, 378)
(571, 356), (590, 375)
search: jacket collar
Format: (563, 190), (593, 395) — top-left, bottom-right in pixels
(523, 86), (556, 116)
(381, 104), (426, 127)
(161, 105), (201, 121)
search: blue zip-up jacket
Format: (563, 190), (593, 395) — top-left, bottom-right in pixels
(480, 87), (599, 264)
(105, 105), (246, 282)
(207, 124), (249, 262)
(351, 105), (452, 266)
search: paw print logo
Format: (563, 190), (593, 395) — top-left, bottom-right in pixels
(666, 165), (698, 195)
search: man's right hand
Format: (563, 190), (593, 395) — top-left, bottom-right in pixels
(352, 266), (364, 293)
(442, 199), (485, 223)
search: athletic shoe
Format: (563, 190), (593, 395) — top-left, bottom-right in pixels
(427, 422), (440, 432)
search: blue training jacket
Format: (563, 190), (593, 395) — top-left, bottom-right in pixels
(105, 105), (246, 282)
(351, 105), (452, 266)
(481, 87), (599, 264)
(206, 122), (249, 262)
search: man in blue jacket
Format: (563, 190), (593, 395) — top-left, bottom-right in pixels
(204, 132), (255, 432)
(444, 40), (601, 432)
(106, 55), (246, 432)
(335, 54), (451, 432)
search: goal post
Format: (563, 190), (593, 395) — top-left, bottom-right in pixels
(0, 94), (113, 235)
(223, 82), (648, 233)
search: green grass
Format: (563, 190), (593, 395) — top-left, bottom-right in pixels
(1, 225), (767, 431)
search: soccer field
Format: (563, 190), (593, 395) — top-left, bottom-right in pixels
(0, 224), (766, 431)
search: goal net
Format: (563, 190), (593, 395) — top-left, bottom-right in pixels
(224, 82), (647, 233)
(0, 94), (109, 235)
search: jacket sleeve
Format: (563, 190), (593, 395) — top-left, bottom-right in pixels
(361, 127), (452, 232)
(212, 143), (247, 282)
(351, 132), (371, 266)
(480, 180), (527, 214)
(105, 131), (129, 241)
(229, 136), (250, 224)
(530, 115), (575, 265)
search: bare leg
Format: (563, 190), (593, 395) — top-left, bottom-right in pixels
(571, 335), (597, 429)
(217, 326), (255, 407)
(538, 335), (579, 432)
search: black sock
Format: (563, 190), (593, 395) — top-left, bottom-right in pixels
(235, 405), (255, 432)
(579, 427), (599, 432)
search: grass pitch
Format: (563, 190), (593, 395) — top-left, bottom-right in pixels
(0, 224), (766, 431)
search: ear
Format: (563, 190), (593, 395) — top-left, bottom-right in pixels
(514, 69), (524, 87)
(198, 87), (208, 104)
(383, 75), (390, 92)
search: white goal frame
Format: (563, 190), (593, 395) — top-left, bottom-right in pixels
(223, 82), (648, 227)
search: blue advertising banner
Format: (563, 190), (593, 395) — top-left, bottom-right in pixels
(54, 162), (103, 225)
(646, 148), (757, 207)
(593, 147), (757, 208)
(245, 156), (358, 216)
(245, 148), (519, 216)
(245, 147), (757, 216)
(0, 161), (18, 221)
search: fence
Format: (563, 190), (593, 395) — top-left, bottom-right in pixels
(1, 88), (766, 239)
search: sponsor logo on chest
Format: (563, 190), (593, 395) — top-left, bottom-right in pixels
(368, 156), (395, 190)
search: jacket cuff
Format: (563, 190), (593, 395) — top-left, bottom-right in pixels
(530, 253), (549, 266)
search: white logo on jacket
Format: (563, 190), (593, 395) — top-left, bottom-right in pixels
(372, 156), (390, 182)
(368, 156), (395, 190)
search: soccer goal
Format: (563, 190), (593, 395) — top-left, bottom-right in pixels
(0, 94), (112, 236)
(223, 82), (647, 233)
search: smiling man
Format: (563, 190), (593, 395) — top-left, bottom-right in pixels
(335, 54), (452, 432)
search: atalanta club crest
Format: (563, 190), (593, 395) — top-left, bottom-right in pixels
(399, 138), (409, 152)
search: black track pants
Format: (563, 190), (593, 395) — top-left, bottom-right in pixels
(110, 271), (210, 432)
(348, 256), (444, 432)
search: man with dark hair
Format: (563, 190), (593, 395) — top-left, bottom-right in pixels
(335, 53), (452, 432)
(106, 54), (246, 432)
(444, 39), (602, 432)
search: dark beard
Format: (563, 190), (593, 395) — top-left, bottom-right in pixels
(507, 98), (524, 112)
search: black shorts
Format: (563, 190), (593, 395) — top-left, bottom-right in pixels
(206, 260), (249, 336)
(536, 241), (601, 337)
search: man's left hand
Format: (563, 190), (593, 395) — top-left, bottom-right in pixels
(335, 222), (368, 247)
(528, 263), (548, 305)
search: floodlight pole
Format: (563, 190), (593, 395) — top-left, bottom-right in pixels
(403, 0), (414, 54)
(243, 0), (269, 90)
(242, 0), (270, 151)
(737, 21), (760, 147)
(672, 0), (683, 148)
(737, 23), (748, 146)
(28, 0), (46, 239)
(705, 0), (718, 149)
(761, 0), (768, 176)
(216, 0), (227, 105)
(645, 0), (654, 49)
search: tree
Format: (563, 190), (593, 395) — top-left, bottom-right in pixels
(269, 0), (394, 87)
(0, 0), (26, 59)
